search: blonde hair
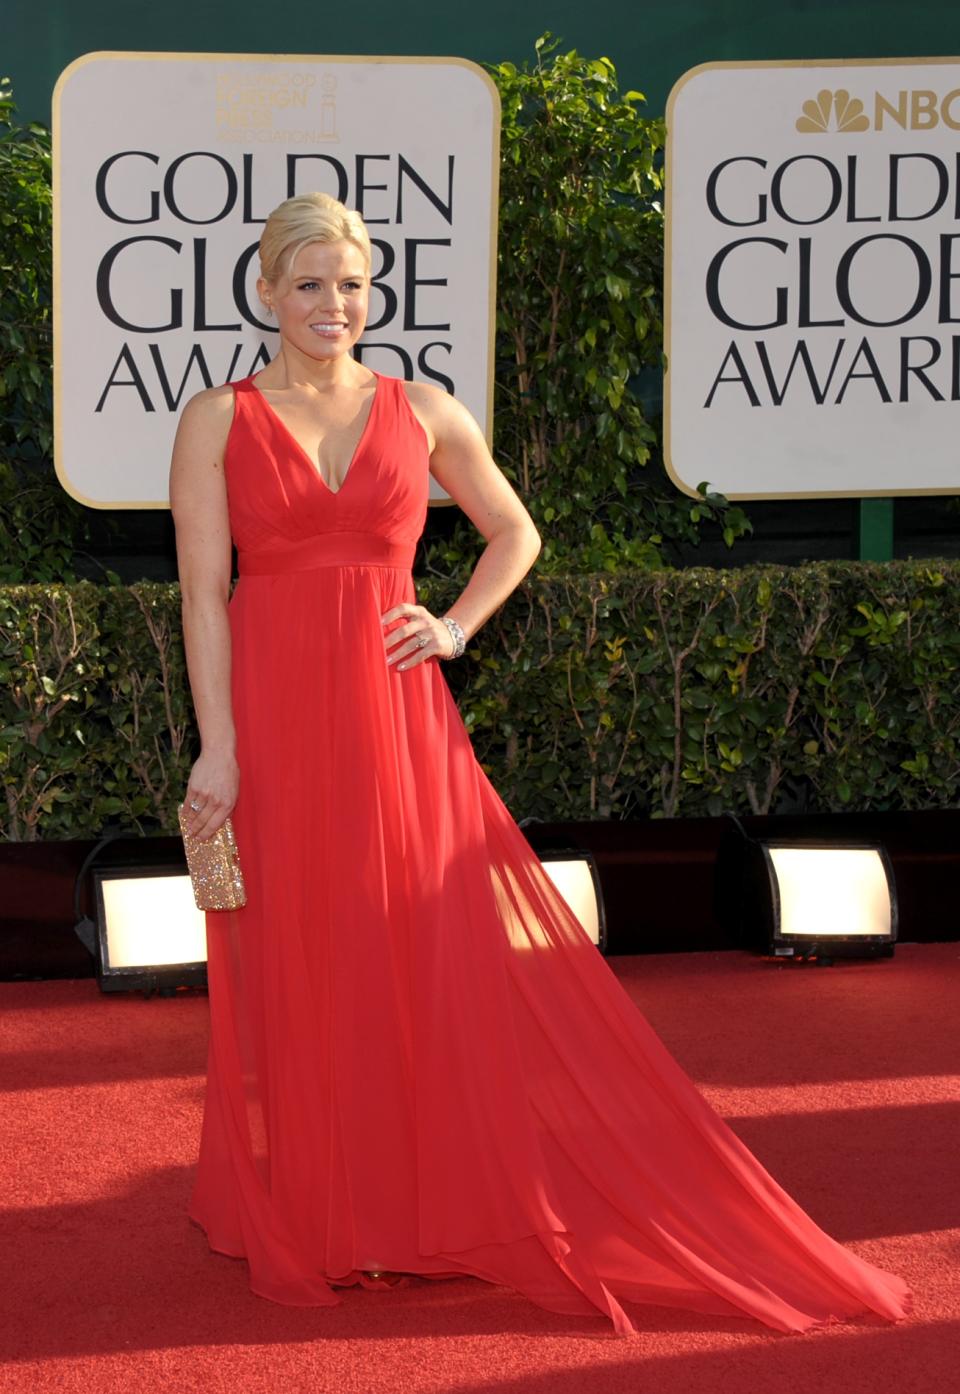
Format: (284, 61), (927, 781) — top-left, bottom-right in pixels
(258, 191), (372, 286)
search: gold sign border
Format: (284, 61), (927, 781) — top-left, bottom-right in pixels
(52, 49), (501, 510)
(663, 56), (960, 501)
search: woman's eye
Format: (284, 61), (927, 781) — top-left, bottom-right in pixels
(342, 281), (362, 291)
(298, 281), (320, 290)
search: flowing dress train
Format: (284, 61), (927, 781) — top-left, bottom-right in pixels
(187, 371), (914, 1337)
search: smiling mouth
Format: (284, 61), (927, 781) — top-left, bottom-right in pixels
(310, 323), (348, 332)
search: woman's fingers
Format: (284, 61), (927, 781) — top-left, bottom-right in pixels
(392, 630), (432, 668)
(194, 811), (228, 841)
(384, 624), (445, 666)
(381, 601), (417, 631)
(381, 604), (427, 652)
(185, 792), (230, 840)
(383, 610), (449, 669)
(183, 751), (239, 841)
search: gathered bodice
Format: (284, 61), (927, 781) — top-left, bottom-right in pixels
(225, 372), (431, 575)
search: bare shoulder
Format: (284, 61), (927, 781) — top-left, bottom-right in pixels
(170, 384), (237, 484)
(398, 378), (483, 450)
(176, 382), (236, 436)
(399, 376), (535, 541)
(169, 384), (238, 510)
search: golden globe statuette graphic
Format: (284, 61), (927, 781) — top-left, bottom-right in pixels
(319, 75), (338, 141)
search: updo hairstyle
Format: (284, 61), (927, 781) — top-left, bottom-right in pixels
(258, 191), (372, 290)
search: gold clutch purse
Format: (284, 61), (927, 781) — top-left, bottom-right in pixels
(177, 802), (247, 911)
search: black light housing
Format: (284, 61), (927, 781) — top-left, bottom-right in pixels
(716, 823), (898, 962)
(72, 828), (208, 994)
(89, 865), (208, 994)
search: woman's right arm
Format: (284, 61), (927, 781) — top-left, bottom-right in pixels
(168, 386), (238, 841)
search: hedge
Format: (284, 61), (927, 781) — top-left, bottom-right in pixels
(2, 560), (957, 841)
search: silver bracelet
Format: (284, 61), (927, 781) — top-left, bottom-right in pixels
(441, 615), (466, 659)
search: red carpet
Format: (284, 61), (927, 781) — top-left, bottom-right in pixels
(2, 943), (957, 1393)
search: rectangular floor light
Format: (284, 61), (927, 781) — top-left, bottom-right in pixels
(538, 849), (608, 953)
(91, 866), (208, 993)
(755, 840), (898, 960)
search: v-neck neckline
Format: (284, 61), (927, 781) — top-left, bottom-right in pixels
(249, 371), (381, 497)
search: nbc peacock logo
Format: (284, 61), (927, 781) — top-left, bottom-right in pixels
(796, 89), (870, 133)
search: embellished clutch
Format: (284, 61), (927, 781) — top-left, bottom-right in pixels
(177, 802), (247, 911)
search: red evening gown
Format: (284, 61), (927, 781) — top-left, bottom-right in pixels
(187, 370), (914, 1338)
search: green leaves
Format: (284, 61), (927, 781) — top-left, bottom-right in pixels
(0, 82), (52, 468)
(3, 557), (930, 836)
(421, 35), (750, 586)
(0, 583), (103, 838)
(0, 581), (195, 840)
(0, 455), (95, 584)
(0, 85), (96, 584)
(418, 559), (960, 822)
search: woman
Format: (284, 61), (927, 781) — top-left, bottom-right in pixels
(169, 191), (912, 1337)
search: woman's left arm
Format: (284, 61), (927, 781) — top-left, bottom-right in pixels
(383, 383), (542, 665)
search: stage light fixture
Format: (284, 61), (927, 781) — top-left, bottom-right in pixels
(71, 827), (209, 994)
(744, 839), (898, 961)
(89, 866), (208, 993)
(538, 848), (608, 953)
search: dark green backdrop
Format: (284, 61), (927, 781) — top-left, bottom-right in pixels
(9, 0), (960, 127)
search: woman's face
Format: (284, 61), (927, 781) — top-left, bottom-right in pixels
(259, 239), (370, 362)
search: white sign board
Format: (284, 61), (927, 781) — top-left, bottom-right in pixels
(53, 52), (500, 508)
(665, 59), (960, 498)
